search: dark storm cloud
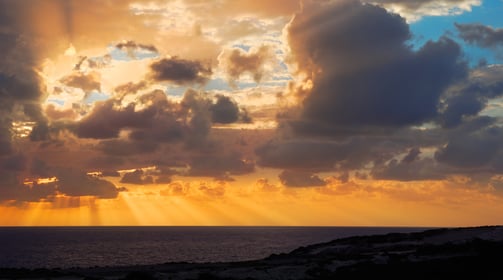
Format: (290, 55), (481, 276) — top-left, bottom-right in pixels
(0, 73), (42, 103)
(0, 172), (56, 202)
(0, 2), (49, 130)
(256, 140), (351, 171)
(218, 45), (275, 87)
(2, 153), (28, 171)
(115, 40), (158, 58)
(75, 90), (187, 141)
(120, 169), (154, 185)
(97, 139), (159, 156)
(372, 158), (448, 181)
(186, 152), (254, 180)
(155, 175), (172, 184)
(86, 156), (125, 170)
(0, 72), (47, 145)
(256, 125), (455, 179)
(253, 0), (503, 183)
(438, 91), (484, 128)
(0, 1), (51, 203)
(435, 123), (503, 169)
(210, 95), (240, 124)
(438, 65), (503, 128)
(75, 100), (147, 139)
(75, 89), (247, 158)
(149, 57), (212, 85)
(102, 170), (121, 177)
(60, 72), (101, 93)
(56, 169), (120, 199)
(0, 119), (12, 156)
(0, 161), (121, 202)
(179, 89), (213, 148)
(456, 23), (503, 49)
(401, 147), (421, 164)
(255, 137), (396, 172)
(287, 0), (467, 133)
(278, 170), (326, 187)
(370, 116), (503, 180)
(255, 129), (433, 171)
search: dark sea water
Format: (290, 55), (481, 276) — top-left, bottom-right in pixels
(0, 227), (429, 269)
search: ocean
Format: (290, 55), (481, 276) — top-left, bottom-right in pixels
(0, 227), (429, 269)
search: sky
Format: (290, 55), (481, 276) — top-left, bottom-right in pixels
(1, 0), (503, 226)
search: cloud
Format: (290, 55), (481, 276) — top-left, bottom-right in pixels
(372, 158), (448, 181)
(0, 1), (47, 154)
(0, 120), (12, 156)
(456, 23), (503, 49)
(254, 178), (280, 192)
(155, 175), (172, 184)
(210, 95), (240, 124)
(401, 147), (421, 164)
(59, 72), (101, 94)
(186, 152), (254, 180)
(101, 170), (121, 177)
(75, 100), (146, 139)
(278, 170), (326, 187)
(255, 133), (424, 173)
(253, 1), (493, 182)
(438, 65), (503, 128)
(73, 54), (112, 71)
(76, 90), (189, 142)
(55, 169), (121, 199)
(149, 57), (212, 85)
(216, 19), (266, 40)
(97, 139), (159, 156)
(198, 182), (226, 197)
(2, 154), (28, 171)
(115, 40), (158, 58)
(370, 0), (481, 22)
(114, 81), (148, 99)
(86, 156), (125, 170)
(218, 45), (276, 87)
(45, 104), (78, 121)
(435, 123), (503, 169)
(256, 139), (352, 171)
(75, 89), (250, 159)
(287, 0), (467, 134)
(0, 172), (56, 203)
(160, 182), (189, 196)
(0, 162), (121, 202)
(120, 169), (154, 185)
(0, 2), (75, 177)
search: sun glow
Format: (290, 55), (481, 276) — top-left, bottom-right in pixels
(23, 177), (58, 186)
(64, 44), (77, 56)
(11, 121), (36, 138)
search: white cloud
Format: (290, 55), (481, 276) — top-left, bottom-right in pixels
(370, 0), (482, 22)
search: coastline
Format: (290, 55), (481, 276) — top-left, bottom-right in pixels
(1, 226), (502, 279)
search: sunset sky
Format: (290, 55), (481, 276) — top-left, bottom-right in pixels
(1, 0), (503, 226)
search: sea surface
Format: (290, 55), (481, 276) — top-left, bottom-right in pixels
(0, 227), (429, 269)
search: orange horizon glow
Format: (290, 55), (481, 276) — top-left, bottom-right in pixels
(2, 175), (502, 227)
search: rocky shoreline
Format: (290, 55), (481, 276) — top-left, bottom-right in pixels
(1, 226), (502, 279)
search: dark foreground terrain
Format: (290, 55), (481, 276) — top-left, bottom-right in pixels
(1, 226), (503, 279)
